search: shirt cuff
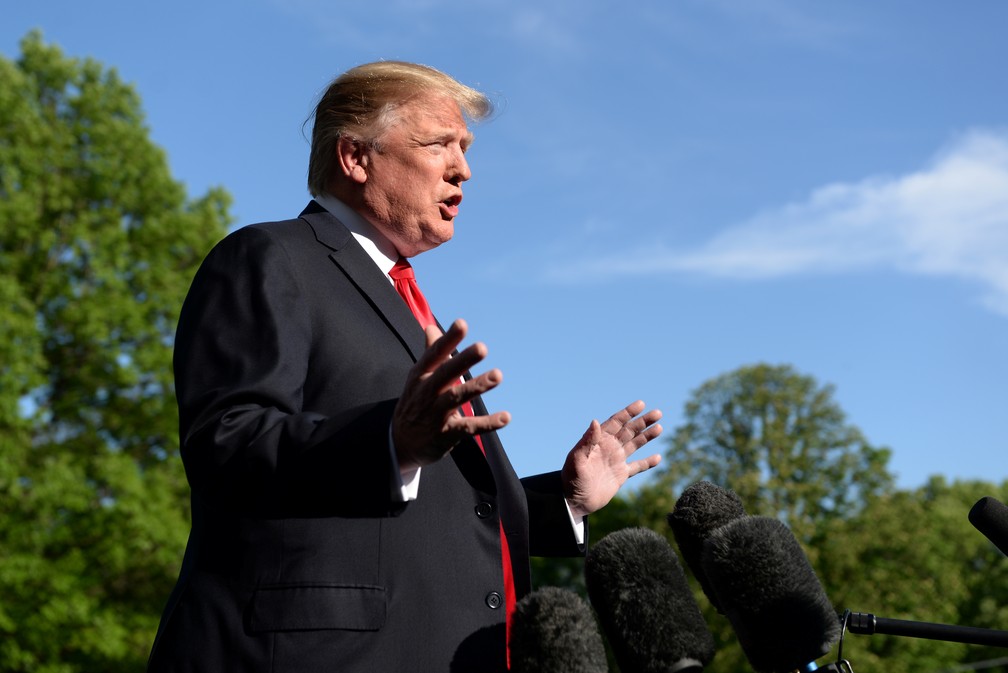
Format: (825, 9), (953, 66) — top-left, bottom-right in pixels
(389, 424), (421, 502)
(398, 465), (421, 501)
(565, 499), (586, 546)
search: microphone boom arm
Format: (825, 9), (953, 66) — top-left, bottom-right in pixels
(845, 611), (1008, 648)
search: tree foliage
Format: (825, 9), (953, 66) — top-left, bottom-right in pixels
(0, 32), (230, 672)
(657, 363), (893, 542)
(817, 477), (1008, 673)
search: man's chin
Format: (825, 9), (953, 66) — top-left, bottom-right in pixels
(423, 225), (455, 251)
(407, 236), (453, 258)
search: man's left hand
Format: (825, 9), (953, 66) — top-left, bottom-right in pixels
(561, 400), (663, 519)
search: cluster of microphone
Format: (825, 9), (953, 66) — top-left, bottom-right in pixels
(509, 484), (1008, 673)
(668, 482), (841, 673)
(511, 524), (715, 673)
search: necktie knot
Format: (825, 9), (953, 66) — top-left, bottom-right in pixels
(388, 257), (416, 281)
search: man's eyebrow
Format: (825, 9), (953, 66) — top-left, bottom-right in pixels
(424, 129), (474, 147)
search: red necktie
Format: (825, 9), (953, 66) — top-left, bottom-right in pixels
(389, 257), (437, 330)
(388, 257), (517, 657)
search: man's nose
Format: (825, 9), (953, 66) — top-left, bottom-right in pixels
(447, 148), (471, 184)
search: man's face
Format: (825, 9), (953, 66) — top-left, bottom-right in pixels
(358, 95), (474, 258)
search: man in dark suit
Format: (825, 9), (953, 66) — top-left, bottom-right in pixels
(147, 61), (662, 672)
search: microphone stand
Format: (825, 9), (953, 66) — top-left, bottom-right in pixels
(844, 611), (1008, 648)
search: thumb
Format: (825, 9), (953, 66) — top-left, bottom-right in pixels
(578, 419), (603, 450)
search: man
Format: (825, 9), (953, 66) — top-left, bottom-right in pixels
(147, 61), (662, 673)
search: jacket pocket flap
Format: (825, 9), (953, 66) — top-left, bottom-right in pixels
(248, 584), (386, 632)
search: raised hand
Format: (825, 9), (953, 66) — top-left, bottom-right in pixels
(561, 400), (663, 518)
(393, 319), (510, 470)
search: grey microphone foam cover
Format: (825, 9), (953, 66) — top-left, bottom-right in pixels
(510, 586), (608, 673)
(586, 527), (715, 673)
(702, 516), (841, 673)
(667, 481), (747, 611)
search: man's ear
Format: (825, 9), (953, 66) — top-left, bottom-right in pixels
(336, 135), (369, 184)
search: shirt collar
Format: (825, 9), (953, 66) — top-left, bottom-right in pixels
(313, 193), (399, 278)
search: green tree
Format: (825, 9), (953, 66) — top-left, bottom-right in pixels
(0, 31), (230, 672)
(658, 363), (893, 543)
(640, 364), (895, 673)
(817, 477), (1008, 673)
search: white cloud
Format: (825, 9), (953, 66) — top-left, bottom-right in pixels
(553, 129), (1008, 315)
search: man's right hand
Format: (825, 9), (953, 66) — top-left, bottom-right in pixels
(393, 319), (511, 471)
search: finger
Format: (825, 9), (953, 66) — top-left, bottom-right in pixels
(424, 323), (444, 348)
(608, 405), (662, 444)
(410, 321), (485, 394)
(619, 409), (664, 443)
(413, 320), (468, 378)
(432, 367), (504, 415)
(639, 408), (663, 426)
(626, 453), (662, 478)
(621, 399), (647, 417)
(446, 409), (512, 435)
(600, 400), (648, 433)
(463, 367), (505, 397)
(574, 419), (603, 449)
(424, 342), (494, 397)
(626, 423), (663, 453)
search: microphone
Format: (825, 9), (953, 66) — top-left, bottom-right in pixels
(585, 527), (715, 673)
(832, 496), (1008, 653)
(843, 610), (1008, 648)
(667, 481), (747, 611)
(509, 586), (608, 673)
(968, 496), (1008, 557)
(701, 516), (841, 673)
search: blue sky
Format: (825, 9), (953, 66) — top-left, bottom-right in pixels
(5, 1), (1007, 492)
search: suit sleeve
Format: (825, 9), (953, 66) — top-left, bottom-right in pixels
(522, 471), (587, 557)
(173, 225), (404, 518)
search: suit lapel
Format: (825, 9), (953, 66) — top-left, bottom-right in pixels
(299, 202), (427, 362)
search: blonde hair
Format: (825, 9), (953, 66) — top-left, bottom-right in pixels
(306, 61), (493, 197)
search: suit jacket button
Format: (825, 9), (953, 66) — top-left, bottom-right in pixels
(475, 502), (494, 518)
(485, 591), (502, 609)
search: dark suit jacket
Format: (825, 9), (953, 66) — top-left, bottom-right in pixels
(146, 202), (583, 673)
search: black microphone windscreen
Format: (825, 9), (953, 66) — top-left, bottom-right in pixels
(969, 496), (1008, 557)
(585, 527), (715, 673)
(509, 586), (608, 673)
(667, 481), (746, 611)
(701, 516), (841, 673)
